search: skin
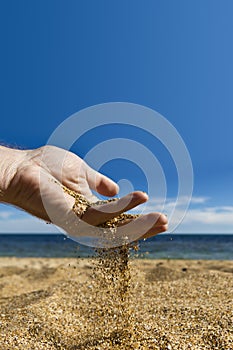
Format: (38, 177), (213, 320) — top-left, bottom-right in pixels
(0, 145), (168, 241)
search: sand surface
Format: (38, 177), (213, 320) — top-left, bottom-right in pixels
(0, 257), (232, 349)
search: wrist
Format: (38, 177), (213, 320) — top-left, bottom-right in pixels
(0, 146), (27, 200)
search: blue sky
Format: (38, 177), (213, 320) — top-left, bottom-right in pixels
(0, 0), (233, 233)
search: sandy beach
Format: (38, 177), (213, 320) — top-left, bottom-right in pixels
(0, 257), (232, 349)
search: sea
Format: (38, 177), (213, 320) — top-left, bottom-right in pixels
(0, 234), (232, 260)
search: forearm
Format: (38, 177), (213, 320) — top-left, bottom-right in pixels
(0, 146), (26, 200)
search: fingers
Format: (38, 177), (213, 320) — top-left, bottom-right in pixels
(81, 191), (148, 226)
(81, 190), (168, 242)
(86, 166), (119, 197)
(39, 170), (167, 243)
(115, 212), (168, 242)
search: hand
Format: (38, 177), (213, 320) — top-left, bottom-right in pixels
(0, 146), (167, 243)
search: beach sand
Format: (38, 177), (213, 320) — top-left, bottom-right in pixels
(0, 257), (232, 349)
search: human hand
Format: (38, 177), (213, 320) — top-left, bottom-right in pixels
(0, 145), (167, 243)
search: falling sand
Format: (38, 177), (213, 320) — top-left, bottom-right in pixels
(68, 187), (141, 348)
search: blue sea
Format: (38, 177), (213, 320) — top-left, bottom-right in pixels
(0, 234), (232, 260)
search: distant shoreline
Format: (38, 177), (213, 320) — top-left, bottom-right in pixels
(0, 233), (232, 260)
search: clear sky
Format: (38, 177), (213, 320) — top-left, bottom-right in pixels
(0, 0), (233, 233)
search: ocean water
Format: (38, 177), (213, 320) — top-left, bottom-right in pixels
(0, 234), (232, 260)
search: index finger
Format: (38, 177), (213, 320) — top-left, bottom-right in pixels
(81, 191), (148, 226)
